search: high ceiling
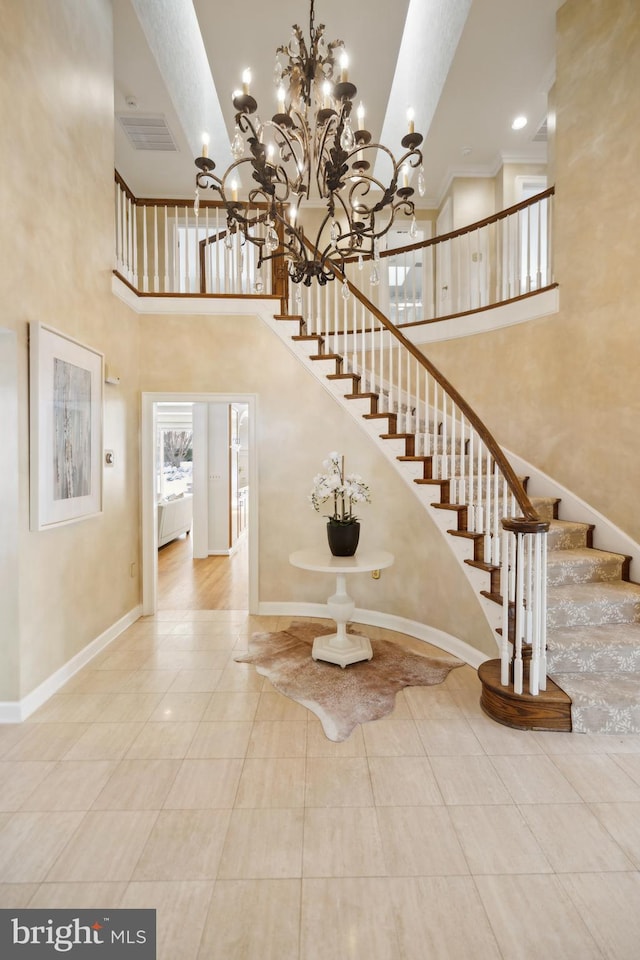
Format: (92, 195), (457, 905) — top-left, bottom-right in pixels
(113, 0), (561, 207)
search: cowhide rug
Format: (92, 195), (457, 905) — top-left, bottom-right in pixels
(234, 620), (464, 741)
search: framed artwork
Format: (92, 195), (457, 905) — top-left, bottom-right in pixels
(29, 322), (104, 531)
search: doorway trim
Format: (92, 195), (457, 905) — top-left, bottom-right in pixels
(141, 391), (259, 616)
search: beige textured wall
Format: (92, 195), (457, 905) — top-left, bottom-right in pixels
(497, 163), (548, 210)
(421, 0), (640, 544)
(0, 0), (141, 699)
(449, 178), (496, 229)
(138, 311), (496, 655)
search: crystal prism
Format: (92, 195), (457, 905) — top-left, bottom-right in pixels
(340, 118), (355, 151)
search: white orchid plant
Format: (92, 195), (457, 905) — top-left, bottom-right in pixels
(309, 452), (371, 525)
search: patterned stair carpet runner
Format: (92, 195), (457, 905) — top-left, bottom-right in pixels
(534, 498), (640, 735)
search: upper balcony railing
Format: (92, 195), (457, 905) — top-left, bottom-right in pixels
(114, 173), (554, 324)
(114, 172), (283, 300)
(345, 187), (555, 328)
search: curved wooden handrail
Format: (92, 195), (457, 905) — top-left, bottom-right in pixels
(396, 283), (559, 330)
(297, 232), (541, 523)
(341, 270), (540, 521)
(343, 187), (555, 264)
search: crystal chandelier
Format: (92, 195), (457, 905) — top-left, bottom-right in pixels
(194, 0), (424, 289)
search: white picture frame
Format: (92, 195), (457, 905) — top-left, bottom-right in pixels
(29, 322), (104, 531)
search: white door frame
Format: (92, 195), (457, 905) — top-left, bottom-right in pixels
(141, 391), (259, 616)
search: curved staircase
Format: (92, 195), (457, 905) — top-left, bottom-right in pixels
(271, 306), (640, 735)
(543, 499), (640, 734)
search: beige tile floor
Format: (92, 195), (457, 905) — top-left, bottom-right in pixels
(1, 611), (640, 959)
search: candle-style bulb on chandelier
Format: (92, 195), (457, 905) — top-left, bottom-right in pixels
(195, 0), (424, 288)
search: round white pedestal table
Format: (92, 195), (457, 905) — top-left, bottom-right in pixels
(289, 548), (394, 667)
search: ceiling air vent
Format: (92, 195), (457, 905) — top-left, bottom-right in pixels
(532, 118), (548, 142)
(117, 114), (178, 152)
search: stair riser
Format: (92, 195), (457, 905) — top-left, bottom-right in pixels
(529, 498), (559, 521)
(548, 527), (591, 550)
(548, 650), (640, 673)
(571, 703), (640, 735)
(547, 597), (640, 628)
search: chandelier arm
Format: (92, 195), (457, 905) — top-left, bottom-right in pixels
(398, 147), (424, 171)
(196, 169), (224, 195)
(194, 0), (423, 290)
(236, 112), (263, 141)
(314, 113), (342, 199)
(270, 120), (308, 193)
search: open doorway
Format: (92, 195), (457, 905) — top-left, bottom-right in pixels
(141, 392), (258, 616)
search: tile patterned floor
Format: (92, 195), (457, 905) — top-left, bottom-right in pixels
(1, 611), (640, 959)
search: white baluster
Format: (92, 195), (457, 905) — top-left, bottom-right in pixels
(529, 531), (542, 695)
(500, 526), (511, 685)
(483, 448), (492, 560)
(353, 295), (359, 374)
(131, 197), (138, 289)
(513, 531), (525, 694)
(475, 437), (484, 534)
(213, 208), (220, 294)
(153, 205), (159, 292)
(171, 205), (177, 292)
(115, 183), (122, 273)
(467, 426), (475, 529)
(539, 530), (548, 690)
(457, 415), (466, 506)
(203, 207), (210, 294)
(441, 390), (449, 479)
(141, 205), (149, 292)
(163, 205), (169, 292)
(547, 194), (554, 285)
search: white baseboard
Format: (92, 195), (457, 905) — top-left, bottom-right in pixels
(257, 602), (487, 669)
(0, 605), (143, 723)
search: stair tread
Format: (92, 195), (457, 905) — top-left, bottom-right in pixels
(547, 622), (640, 674)
(546, 547), (627, 585)
(547, 580), (640, 629)
(549, 519), (593, 531)
(548, 519), (594, 551)
(547, 547), (626, 564)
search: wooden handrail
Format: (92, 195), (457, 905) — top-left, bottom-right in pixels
(298, 232), (541, 523)
(112, 268), (280, 300)
(343, 272), (540, 521)
(397, 283), (559, 330)
(342, 187), (555, 263)
(114, 173), (271, 211)
(115, 170), (136, 204)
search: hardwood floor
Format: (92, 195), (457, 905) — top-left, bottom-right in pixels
(157, 533), (248, 610)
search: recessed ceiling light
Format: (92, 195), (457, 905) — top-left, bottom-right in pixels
(511, 115), (528, 131)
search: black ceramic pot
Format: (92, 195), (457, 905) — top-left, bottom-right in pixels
(326, 519), (360, 557)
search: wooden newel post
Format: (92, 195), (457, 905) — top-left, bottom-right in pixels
(500, 516), (549, 695)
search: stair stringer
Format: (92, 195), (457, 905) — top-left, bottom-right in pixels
(259, 309), (504, 653)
